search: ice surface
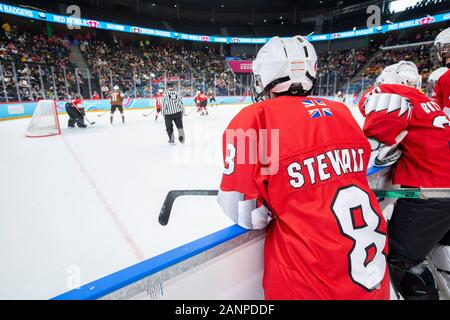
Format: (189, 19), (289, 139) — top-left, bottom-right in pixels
(0, 103), (365, 299)
(0, 106), (241, 299)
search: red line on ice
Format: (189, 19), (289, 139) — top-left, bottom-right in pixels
(61, 136), (145, 261)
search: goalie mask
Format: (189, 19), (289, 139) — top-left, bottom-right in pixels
(252, 35), (318, 102)
(432, 27), (450, 67)
(376, 61), (422, 89)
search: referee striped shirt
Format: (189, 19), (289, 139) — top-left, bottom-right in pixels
(161, 89), (184, 115)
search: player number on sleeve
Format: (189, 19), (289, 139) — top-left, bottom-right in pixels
(331, 185), (386, 291)
(224, 143), (236, 175)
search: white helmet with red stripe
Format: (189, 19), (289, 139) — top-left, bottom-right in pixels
(433, 27), (450, 67)
(376, 61), (422, 89)
(252, 35), (317, 101)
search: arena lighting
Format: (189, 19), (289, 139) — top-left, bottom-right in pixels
(0, 2), (448, 44)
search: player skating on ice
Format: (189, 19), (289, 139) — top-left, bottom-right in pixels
(155, 88), (164, 121)
(194, 90), (202, 112)
(161, 82), (185, 144)
(432, 27), (450, 117)
(65, 94), (87, 128)
(208, 89), (217, 107)
(217, 36), (390, 300)
(110, 85), (125, 124)
(358, 61), (450, 300)
(196, 90), (208, 115)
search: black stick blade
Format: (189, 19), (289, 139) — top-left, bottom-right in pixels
(158, 190), (219, 226)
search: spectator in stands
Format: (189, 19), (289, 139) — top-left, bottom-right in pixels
(0, 22), (444, 102)
(91, 91), (100, 99)
(2, 22), (11, 39)
(101, 84), (110, 98)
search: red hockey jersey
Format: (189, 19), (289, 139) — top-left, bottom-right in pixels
(194, 93), (207, 103)
(155, 93), (163, 111)
(432, 68), (450, 115)
(359, 84), (450, 188)
(71, 98), (82, 109)
(218, 95), (389, 300)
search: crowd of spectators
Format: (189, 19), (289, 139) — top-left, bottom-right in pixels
(318, 48), (373, 78)
(0, 22), (81, 101)
(80, 38), (238, 98)
(363, 45), (433, 80)
(0, 21), (445, 102)
(346, 44), (435, 95)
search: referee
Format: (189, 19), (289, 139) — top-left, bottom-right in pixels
(161, 82), (185, 144)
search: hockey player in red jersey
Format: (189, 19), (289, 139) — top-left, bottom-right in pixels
(217, 36), (390, 300)
(155, 89), (164, 121)
(432, 27), (450, 117)
(194, 91), (202, 112)
(194, 90), (208, 115)
(359, 61), (450, 299)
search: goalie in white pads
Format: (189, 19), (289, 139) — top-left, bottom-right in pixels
(359, 61), (450, 300)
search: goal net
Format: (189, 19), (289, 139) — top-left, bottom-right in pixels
(25, 100), (61, 138)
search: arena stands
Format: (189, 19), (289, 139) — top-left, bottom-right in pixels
(0, 21), (448, 102)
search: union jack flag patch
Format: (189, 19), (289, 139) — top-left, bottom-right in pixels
(302, 99), (333, 118)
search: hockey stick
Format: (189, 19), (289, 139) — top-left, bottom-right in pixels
(158, 188), (450, 226)
(158, 190), (219, 226)
(184, 107), (197, 117)
(97, 111), (108, 117)
(143, 109), (156, 117)
(84, 116), (95, 125)
(373, 188), (450, 200)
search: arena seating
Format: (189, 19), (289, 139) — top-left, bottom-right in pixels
(0, 23), (445, 102)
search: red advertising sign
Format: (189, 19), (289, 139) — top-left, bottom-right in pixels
(227, 60), (253, 74)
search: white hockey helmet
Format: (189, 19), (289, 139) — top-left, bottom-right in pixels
(252, 35), (317, 101)
(196, 91), (201, 95)
(376, 61), (422, 89)
(113, 85), (119, 91)
(428, 67), (449, 83)
(433, 27), (450, 67)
